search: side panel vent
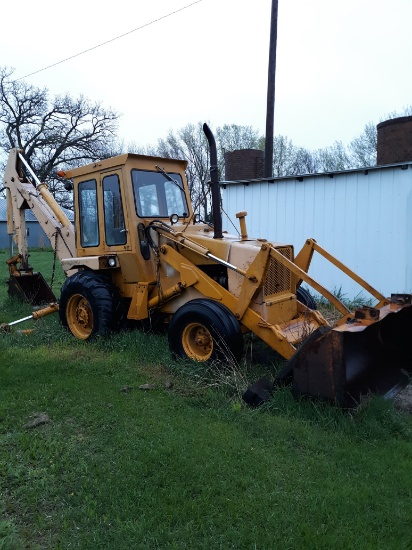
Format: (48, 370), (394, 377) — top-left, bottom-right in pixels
(264, 247), (292, 297)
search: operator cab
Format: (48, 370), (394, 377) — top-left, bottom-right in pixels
(63, 153), (191, 257)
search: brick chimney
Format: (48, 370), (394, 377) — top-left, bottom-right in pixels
(377, 116), (412, 164)
(224, 149), (265, 180)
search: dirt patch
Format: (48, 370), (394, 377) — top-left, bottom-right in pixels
(23, 412), (50, 429)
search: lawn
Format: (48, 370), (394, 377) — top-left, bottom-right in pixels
(1, 249), (412, 549)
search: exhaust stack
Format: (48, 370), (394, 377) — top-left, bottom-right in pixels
(203, 123), (223, 239)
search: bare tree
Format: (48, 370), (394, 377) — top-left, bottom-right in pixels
(272, 135), (303, 176)
(0, 67), (119, 207)
(384, 105), (412, 119)
(316, 141), (351, 172)
(348, 122), (377, 168)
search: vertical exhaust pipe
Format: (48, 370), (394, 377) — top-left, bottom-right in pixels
(203, 123), (223, 239)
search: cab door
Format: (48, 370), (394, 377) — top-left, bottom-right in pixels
(101, 171), (129, 252)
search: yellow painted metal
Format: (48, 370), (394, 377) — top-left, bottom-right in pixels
(234, 243), (270, 320)
(264, 294), (299, 326)
(3, 303), (59, 332)
(179, 264), (200, 289)
(160, 231), (248, 278)
(159, 247), (224, 302)
(157, 243), (324, 359)
(173, 232), (211, 256)
(128, 282), (150, 320)
(147, 283), (183, 310)
(181, 322), (213, 361)
(6, 188), (13, 235)
(293, 238), (316, 288)
(175, 230), (234, 263)
(6, 254), (25, 276)
(235, 211), (248, 239)
(294, 238), (316, 273)
(68, 155), (193, 289)
(36, 183), (72, 229)
(65, 294), (94, 340)
(61, 255), (120, 272)
(32, 303), (59, 320)
(64, 153), (188, 181)
(268, 246), (352, 316)
(4, 149), (76, 274)
(116, 253), (154, 292)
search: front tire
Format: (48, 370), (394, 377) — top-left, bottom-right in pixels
(168, 299), (243, 363)
(59, 272), (114, 340)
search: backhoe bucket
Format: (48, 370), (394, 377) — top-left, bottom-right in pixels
(283, 301), (412, 407)
(7, 272), (56, 306)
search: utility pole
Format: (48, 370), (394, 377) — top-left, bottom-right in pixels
(264, 0), (279, 178)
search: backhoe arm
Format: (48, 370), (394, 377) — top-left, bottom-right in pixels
(3, 149), (76, 271)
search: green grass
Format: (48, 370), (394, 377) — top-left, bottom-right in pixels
(1, 250), (412, 549)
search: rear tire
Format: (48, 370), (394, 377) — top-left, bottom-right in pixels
(296, 286), (317, 310)
(59, 272), (114, 340)
(168, 299), (243, 363)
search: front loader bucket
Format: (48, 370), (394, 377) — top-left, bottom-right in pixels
(282, 303), (412, 407)
(7, 273), (56, 306)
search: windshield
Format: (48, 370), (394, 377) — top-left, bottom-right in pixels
(131, 169), (189, 218)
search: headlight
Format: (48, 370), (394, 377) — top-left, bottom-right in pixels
(108, 257), (116, 267)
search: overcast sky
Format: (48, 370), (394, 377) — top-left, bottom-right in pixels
(1, 0), (411, 151)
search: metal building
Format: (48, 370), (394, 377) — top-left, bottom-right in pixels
(221, 161), (412, 298)
(0, 199), (74, 250)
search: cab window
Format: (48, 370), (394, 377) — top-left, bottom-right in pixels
(103, 174), (126, 245)
(132, 169), (188, 218)
(79, 179), (99, 247)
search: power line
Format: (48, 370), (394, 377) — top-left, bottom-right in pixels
(16, 0), (204, 81)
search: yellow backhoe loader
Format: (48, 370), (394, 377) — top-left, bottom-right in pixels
(3, 124), (412, 406)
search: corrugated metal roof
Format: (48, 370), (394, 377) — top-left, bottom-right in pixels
(221, 161), (412, 186)
(0, 199), (74, 222)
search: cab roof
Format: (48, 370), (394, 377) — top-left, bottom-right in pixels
(63, 153), (188, 179)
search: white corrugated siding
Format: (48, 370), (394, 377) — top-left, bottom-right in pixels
(222, 164), (412, 298)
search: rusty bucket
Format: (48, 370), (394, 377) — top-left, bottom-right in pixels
(6, 254), (56, 306)
(7, 272), (56, 306)
(281, 298), (412, 407)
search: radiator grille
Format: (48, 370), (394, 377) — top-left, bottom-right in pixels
(264, 247), (292, 297)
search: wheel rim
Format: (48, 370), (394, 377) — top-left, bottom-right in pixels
(181, 322), (213, 361)
(66, 294), (94, 339)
